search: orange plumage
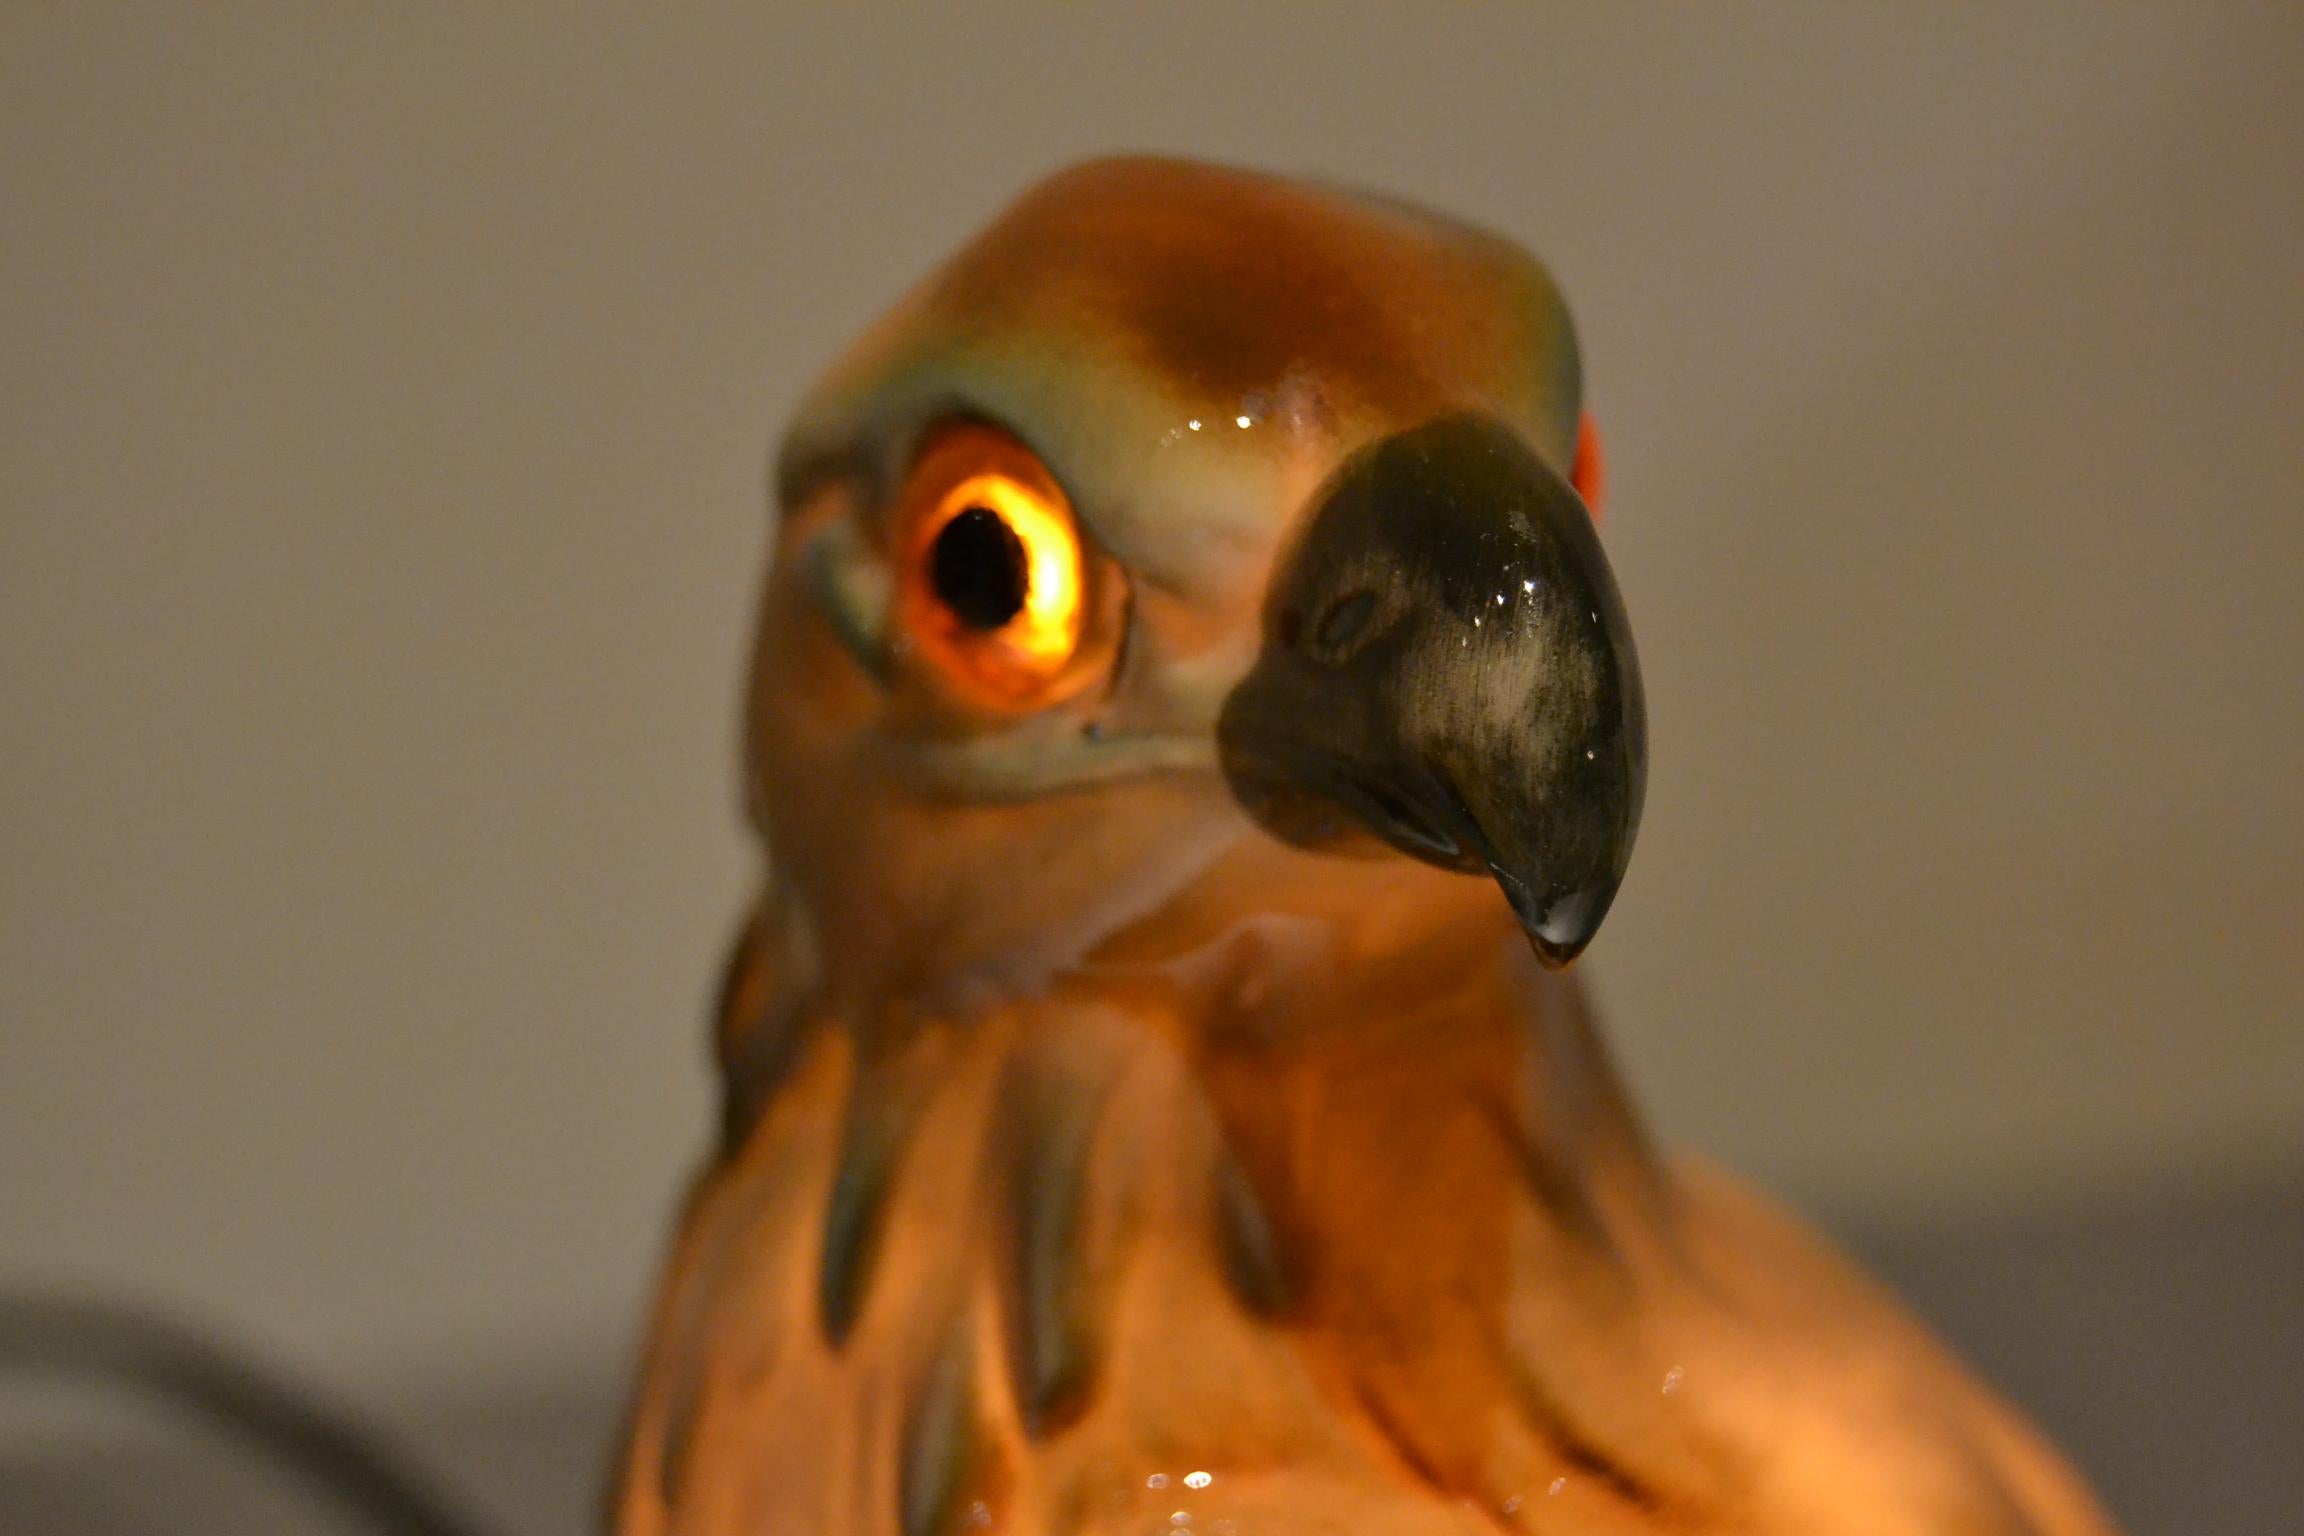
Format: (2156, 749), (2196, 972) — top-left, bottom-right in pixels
(609, 157), (2115, 1536)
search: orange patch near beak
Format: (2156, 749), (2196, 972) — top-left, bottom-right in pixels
(1570, 412), (1604, 522)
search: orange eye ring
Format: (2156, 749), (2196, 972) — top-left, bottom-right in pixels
(896, 423), (1089, 707)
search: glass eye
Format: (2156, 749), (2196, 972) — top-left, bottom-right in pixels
(898, 423), (1088, 705)
(930, 505), (1030, 631)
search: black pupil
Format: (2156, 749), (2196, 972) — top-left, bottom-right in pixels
(930, 506), (1030, 630)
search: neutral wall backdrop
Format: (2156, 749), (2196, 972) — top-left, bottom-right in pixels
(4, 5), (2299, 1533)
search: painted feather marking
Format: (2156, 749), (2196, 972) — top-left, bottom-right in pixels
(1211, 1143), (1294, 1317)
(819, 1056), (931, 1348)
(993, 1027), (1127, 1436)
(900, 1316), (992, 1536)
(714, 891), (823, 1154)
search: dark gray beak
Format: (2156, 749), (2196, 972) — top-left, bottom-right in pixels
(1218, 413), (1646, 967)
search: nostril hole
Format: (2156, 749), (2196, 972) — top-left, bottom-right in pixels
(1313, 590), (1378, 655)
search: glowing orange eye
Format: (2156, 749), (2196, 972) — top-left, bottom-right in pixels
(898, 424), (1087, 704)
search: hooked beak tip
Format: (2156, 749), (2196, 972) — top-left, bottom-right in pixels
(1491, 863), (1614, 969)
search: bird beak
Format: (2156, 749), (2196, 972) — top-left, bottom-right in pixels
(1217, 413), (1646, 967)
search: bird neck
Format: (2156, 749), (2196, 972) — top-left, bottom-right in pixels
(704, 863), (1669, 1498)
(1075, 862), (1664, 1307)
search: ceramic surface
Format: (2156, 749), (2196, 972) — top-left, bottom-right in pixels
(610, 157), (2115, 1536)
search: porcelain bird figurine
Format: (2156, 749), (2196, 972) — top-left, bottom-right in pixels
(610, 156), (2117, 1536)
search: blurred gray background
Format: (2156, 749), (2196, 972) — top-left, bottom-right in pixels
(3, 4), (2298, 1533)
